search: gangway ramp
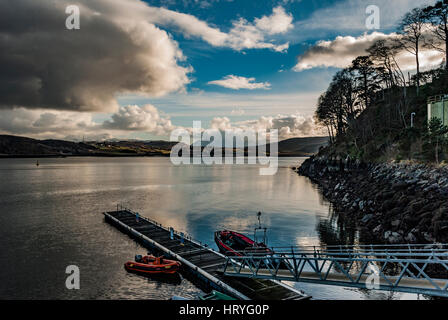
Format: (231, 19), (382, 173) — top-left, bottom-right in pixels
(221, 244), (448, 297)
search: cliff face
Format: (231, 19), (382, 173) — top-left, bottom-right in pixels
(297, 156), (448, 244)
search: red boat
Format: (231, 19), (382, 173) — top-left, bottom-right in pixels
(215, 212), (273, 257)
(214, 230), (273, 256)
(124, 255), (181, 275)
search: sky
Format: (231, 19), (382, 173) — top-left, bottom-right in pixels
(0, 0), (440, 141)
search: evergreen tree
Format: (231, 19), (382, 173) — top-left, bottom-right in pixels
(423, 117), (448, 163)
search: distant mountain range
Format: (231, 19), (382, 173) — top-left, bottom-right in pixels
(0, 135), (328, 158)
(277, 136), (329, 156)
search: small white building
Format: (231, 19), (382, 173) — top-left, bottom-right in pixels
(428, 95), (448, 126)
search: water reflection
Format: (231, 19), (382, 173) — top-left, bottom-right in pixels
(0, 157), (422, 300)
(316, 206), (358, 248)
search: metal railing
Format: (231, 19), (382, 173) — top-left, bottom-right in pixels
(221, 244), (448, 297)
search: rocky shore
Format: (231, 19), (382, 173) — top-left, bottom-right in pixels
(296, 156), (448, 244)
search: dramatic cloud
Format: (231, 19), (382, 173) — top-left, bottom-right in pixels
(0, 108), (99, 139)
(147, 5), (292, 52)
(210, 114), (326, 139)
(0, 106), (325, 141)
(103, 105), (175, 135)
(0, 105), (177, 140)
(0, 0), (191, 112)
(294, 32), (444, 72)
(294, 32), (396, 71)
(208, 75), (271, 90)
(0, 0), (294, 114)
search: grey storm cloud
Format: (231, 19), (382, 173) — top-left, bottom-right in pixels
(0, 0), (191, 112)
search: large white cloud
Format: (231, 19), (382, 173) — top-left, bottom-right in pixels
(208, 75), (271, 90)
(210, 114), (326, 140)
(103, 105), (175, 135)
(0, 108), (99, 139)
(0, 105), (177, 140)
(294, 32), (444, 72)
(147, 5), (293, 52)
(0, 106), (326, 141)
(255, 6), (294, 35)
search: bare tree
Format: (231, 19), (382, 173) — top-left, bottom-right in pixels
(423, 1), (448, 70)
(398, 8), (427, 93)
(367, 39), (406, 88)
(315, 68), (364, 141)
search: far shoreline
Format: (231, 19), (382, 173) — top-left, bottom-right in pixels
(0, 154), (312, 159)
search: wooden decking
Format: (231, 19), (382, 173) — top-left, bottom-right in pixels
(103, 209), (310, 300)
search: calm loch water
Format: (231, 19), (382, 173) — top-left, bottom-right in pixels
(0, 157), (419, 300)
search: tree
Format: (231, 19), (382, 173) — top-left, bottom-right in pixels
(398, 8), (427, 93)
(423, 1), (448, 70)
(317, 81), (345, 137)
(367, 39), (406, 88)
(332, 69), (358, 121)
(423, 117), (448, 163)
(350, 56), (381, 110)
(314, 68), (360, 142)
(316, 94), (336, 143)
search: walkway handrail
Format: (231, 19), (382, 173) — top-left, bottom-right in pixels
(222, 244), (448, 298)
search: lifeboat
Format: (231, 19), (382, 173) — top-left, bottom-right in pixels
(124, 255), (181, 275)
(214, 230), (273, 256)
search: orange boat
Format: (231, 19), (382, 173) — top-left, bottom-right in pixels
(124, 255), (181, 275)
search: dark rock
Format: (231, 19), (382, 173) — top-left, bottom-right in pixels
(405, 232), (417, 243)
(361, 214), (374, 224)
(384, 231), (403, 244)
(391, 220), (401, 228)
(297, 156), (445, 244)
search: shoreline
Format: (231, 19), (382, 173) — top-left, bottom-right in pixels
(0, 153), (171, 159)
(0, 154), (311, 159)
(296, 156), (448, 244)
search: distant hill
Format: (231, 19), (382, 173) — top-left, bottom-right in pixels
(191, 136), (329, 157)
(0, 135), (177, 157)
(0, 135), (328, 158)
(277, 136), (329, 156)
(0, 135), (97, 156)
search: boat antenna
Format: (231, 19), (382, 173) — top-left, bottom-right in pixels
(254, 212), (267, 246)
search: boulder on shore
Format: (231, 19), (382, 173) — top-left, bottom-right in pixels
(297, 156), (448, 244)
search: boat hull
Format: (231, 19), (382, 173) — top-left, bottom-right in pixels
(215, 231), (291, 270)
(214, 230), (272, 256)
(124, 256), (181, 275)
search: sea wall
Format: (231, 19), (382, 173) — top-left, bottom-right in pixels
(296, 156), (448, 244)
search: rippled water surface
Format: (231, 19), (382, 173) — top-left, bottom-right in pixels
(0, 157), (420, 300)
